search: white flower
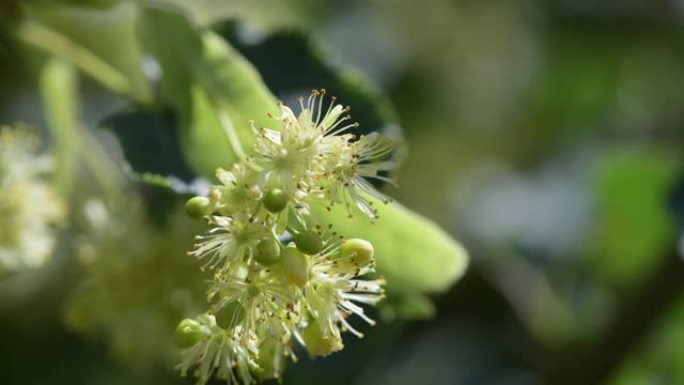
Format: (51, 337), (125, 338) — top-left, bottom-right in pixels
(212, 164), (261, 216)
(321, 132), (396, 219)
(0, 126), (52, 185)
(303, 237), (385, 341)
(0, 126), (64, 275)
(189, 214), (271, 271)
(208, 264), (302, 376)
(208, 268), (299, 335)
(251, 103), (319, 197)
(177, 315), (260, 385)
(251, 90), (363, 201)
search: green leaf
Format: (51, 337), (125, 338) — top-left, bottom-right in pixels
(219, 24), (401, 140)
(312, 197), (469, 295)
(381, 292), (437, 321)
(161, 0), (325, 29)
(608, 295), (684, 385)
(138, 6), (278, 178)
(528, 29), (620, 144)
(21, 2), (151, 102)
(100, 109), (195, 182)
(587, 146), (679, 289)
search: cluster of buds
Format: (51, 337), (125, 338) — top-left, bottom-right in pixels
(175, 90), (395, 384)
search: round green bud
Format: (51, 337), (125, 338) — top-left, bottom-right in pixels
(214, 302), (244, 329)
(295, 230), (323, 255)
(185, 196), (211, 219)
(301, 320), (343, 357)
(276, 246), (309, 287)
(254, 238), (281, 266)
(263, 188), (288, 213)
(336, 238), (374, 266)
(173, 318), (205, 348)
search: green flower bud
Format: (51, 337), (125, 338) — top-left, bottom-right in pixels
(295, 230), (323, 255)
(173, 318), (206, 348)
(301, 319), (343, 357)
(336, 238), (374, 266)
(254, 238), (281, 266)
(276, 246), (309, 287)
(185, 196), (211, 219)
(263, 188), (288, 213)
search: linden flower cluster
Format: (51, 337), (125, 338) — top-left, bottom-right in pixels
(175, 90), (395, 384)
(0, 126), (64, 276)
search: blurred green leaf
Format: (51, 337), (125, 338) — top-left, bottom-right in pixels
(587, 146), (680, 289)
(162, 0), (325, 29)
(138, 6), (277, 178)
(381, 291), (436, 321)
(609, 295), (684, 385)
(526, 28), (622, 154)
(21, 2), (151, 102)
(220, 24), (401, 141)
(100, 109), (194, 181)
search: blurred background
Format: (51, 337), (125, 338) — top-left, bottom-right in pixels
(1, 1), (683, 384)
